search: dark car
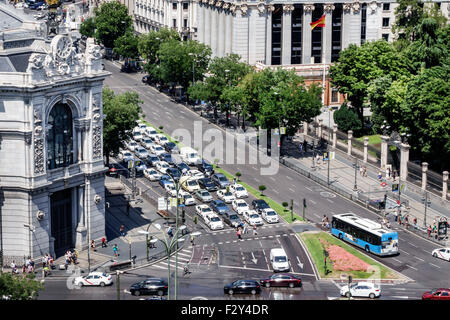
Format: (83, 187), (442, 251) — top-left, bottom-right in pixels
(146, 154), (160, 167)
(210, 200), (230, 215)
(224, 280), (261, 295)
(211, 173), (230, 189)
(422, 288), (450, 300)
(222, 212), (242, 228)
(175, 162), (190, 174)
(107, 163), (121, 177)
(158, 153), (174, 165)
(252, 199), (270, 213)
(196, 159), (214, 176)
(159, 175), (173, 188)
(197, 178), (217, 192)
(166, 167), (182, 180)
(28, 0), (45, 9)
(260, 274), (302, 288)
(164, 142), (179, 153)
(130, 278), (168, 296)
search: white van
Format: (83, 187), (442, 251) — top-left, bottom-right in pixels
(270, 248), (290, 272)
(180, 147), (200, 165)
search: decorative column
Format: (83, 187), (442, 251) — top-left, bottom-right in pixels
(399, 142), (410, 181)
(211, 5), (218, 55)
(443, 171), (449, 200)
(224, 5), (232, 54)
(198, 1), (205, 42)
(332, 124), (337, 148)
(363, 137), (369, 163)
(217, 4), (225, 57)
(302, 4), (314, 64)
(318, 119), (323, 139)
(421, 162), (428, 191)
(323, 4), (334, 64)
(380, 135), (389, 170)
(205, 2), (211, 45)
(347, 130), (353, 155)
(282, 4), (294, 65)
(75, 185), (87, 250)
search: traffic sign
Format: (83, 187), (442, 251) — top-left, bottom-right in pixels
(280, 127), (286, 135)
(158, 197), (168, 210)
(381, 182), (387, 188)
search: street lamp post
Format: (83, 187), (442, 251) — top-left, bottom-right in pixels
(354, 158), (358, 191)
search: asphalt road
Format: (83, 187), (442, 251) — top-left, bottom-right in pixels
(101, 61), (450, 292)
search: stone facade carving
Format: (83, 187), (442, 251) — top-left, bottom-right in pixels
(303, 4), (315, 13)
(215, 0), (223, 8)
(283, 4), (294, 12)
(92, 126), (102, 159)
(230, 4), (237, 13)
(352, 2), (361, 13)
(324, 4), (335, 13)
(34, 138), (45, 174)
(369, 1), (378, 13)
(267, 4), (275, 12)
(240, 4), (248, 16)
(257, 2), (265, 14)
(222, 2), (229, 9)
(343, 3), (352, 12)
(208, 0), (215, 6)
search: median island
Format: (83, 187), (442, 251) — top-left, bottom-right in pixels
(300, 232), (403, 280)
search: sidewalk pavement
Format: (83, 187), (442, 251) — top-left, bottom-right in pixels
(281, 134), (450, 246)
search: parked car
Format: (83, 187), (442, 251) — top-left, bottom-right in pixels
(166, 167), (182, 180)
(126, 140), (139, 152)
(229, 184), (248, 198)
(136, 123), (148, 134)
(154, 134), (169, 145)
(181, 177), (201, 193)
(232, 199), (250, 215)
(195, 204), (213, 220)
(175, 162), (190, 174)
(340, 282), (381, 299)
(210, 200), (230, 215)
(155, 161), (170, 174)
(164, 142), (179, 153)
(144, 126), (158, 140)
(150, 144), (165, 156)
(165, 184), (177, 197)
(211, 173), (230, 189)
(146, 154), (160, 167)
(422, 288), (450, 300)
(133, 131), (143, 142)
(186, 169), (205, 180)
(224, 280), (261, 295)
(143, 168), (162, 181)
(205, 213), (224, 230)
(432, 247), (450, 262)
(243, 210), (263, 226)
(141, 137), (154, 149)
(130, 278), (168, 296)
(194, 189), (213, 203)
(261, 208), (280, 224)
(252, 199), (270, 213)
(260, 274), (302, 288)
(197, 178), (217, 192)
(119, 150), (134, 163)
(141, 75), (153, 85)
(158, 153), (174, 165)
(182, 193), (196, 206)
(222, 212), (242, 228)
(196, 159), (214, 176)
(74, 272), (113, 287)
(217, 189), (236, 203)
(135, 146), (149, 159)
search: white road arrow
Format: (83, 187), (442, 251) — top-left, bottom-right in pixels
(391, 296), (409, 299)
(296, 256), (304, 269)
(251, 252), (258, 264)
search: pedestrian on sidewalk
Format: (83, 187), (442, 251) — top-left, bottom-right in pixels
(190, 234), (195, 246)
(413, 217), (418, 230)
(316, 154), (321, 165)
(236, 228), (242, 240)
(101, 236), (107, 248)
(363, 166), (367, 177)
(359, 166), (363, 176)
(167, 226), (174, 237)
(91, 240), (97, 252)
(427, 225), (432, 238)
(303, 140), (308, 153)
(392, 170), (397, 181)
(120, 225), (125, 237)
(113, 244), (119, 257)
(386, 167), (391, 180)
(243, 222), (248, 234)
(253, 224), (258, 236)
(378, 171), (382, 181)
(299, 143), (303, 154)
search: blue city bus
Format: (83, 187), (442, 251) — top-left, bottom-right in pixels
(331, 213), (398, 256)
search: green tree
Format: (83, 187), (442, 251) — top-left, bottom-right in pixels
(113, 31), (140, 61)
(0, 273), (43, 300)
(102, 87), (143, 166)
(333, 102), (362, 134)
(94, 2), (133, 49)
(79, 17), (96, 38)
(329, 40), (409, 125)
(138, 28), (181, 77)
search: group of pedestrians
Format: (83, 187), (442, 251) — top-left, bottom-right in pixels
(359, 166), (368, 178)
(378, 168), (399, 182)
(235, 222), (258, 240)
(321, 215), (330, 231)
(10, 257), (36, 275)
(64, 250), (78, 269)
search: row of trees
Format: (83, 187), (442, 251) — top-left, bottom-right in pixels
(330, 0), (449, 170)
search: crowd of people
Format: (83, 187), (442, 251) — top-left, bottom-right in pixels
(235, 221), (258, 240)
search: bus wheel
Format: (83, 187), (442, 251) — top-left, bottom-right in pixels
(365, 246), (370, 253)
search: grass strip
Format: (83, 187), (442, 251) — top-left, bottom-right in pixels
(141, 119), (302, 223)
(300, 232), (399, 279)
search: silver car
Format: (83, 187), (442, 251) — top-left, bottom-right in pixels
(194, 189), (213, 203)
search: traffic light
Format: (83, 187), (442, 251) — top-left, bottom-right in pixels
(392, 184), (399, 192)
(303, 198), (307, 208)
(181, 207), (186, 224)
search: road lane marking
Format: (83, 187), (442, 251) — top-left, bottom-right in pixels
(289, 188), (295, 193)
(304, 186), (313, 192)
(399, 249), (410, 255)
(310, 200), (317, 205)
(429, 263), (441, 269)
(254, 178), (260, 182)
(286, 176), (293, 180)
(269, 177), (276, 181)
(414, 256), (424, 262)
(409, 243), (418, 248)
(406, 265), (418, 271)
(392, 258), (402, 263)
(273, 190), (279, 194)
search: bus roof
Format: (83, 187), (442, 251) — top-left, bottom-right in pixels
(333, 213), (396, 237)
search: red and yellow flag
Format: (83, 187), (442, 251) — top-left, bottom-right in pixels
(310, 15), (326, 30)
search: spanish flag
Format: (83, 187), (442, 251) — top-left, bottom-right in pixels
(310, 15), (326, 30)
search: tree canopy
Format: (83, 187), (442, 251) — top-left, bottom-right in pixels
(93, 2), (133, 48)
(0, 273), (43, 300)
(79, 17), (95, 38)
(114, 31), (140, 60)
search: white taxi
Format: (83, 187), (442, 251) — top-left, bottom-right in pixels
(155, 161), (170, 174)
(195, 205), (213, 220)
(261, 208), (279, 224)
(432, 247), (450, 262)
(74, 272), (113, 287)
(340, 282), (381, 299)
(229, 184), (248, 198)
(217, 189), (236, 203)
(143, 168), (161, 181)
(232, 199), (249, 215)
(243, 210), (264, 226)
(205, 213), (224, 230)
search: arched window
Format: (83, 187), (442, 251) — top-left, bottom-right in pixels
(47, 103), (74, 170)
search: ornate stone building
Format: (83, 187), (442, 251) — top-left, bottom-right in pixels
(0, 3), (109, 263)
